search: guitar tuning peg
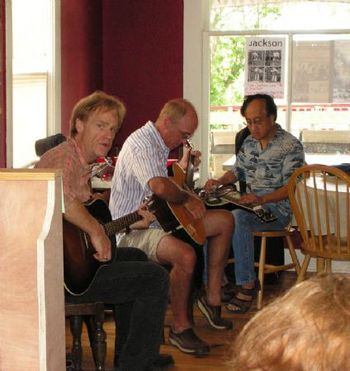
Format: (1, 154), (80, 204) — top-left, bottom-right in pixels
(144, 196), (155, 208)
(185, 139), (194, 149)
(105, 157), (115, 168)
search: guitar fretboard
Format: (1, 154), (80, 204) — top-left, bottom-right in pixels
(222, 194), (277, 223)
(222, 193), (256, 211)
(104, 212), (142, 236)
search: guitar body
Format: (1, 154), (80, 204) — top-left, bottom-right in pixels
(150, 195), (206, 246)
(63, 199), (116, 296)
(150, 162), (206, 246)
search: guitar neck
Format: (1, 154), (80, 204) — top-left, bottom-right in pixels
(103, 211), (142, 236)
(221, 194), (277, 223)
(222, 194), (255, 211)
(173, 140), (196, 190)
(185, 140), (195, 190)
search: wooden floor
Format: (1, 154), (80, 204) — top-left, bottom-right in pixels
(66, 272), (297, 371)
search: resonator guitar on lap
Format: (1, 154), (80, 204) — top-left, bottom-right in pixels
(197, 184), (277, 223)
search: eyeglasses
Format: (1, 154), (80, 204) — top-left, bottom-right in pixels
(244, 114), (269, 127)
(168, 118), (193, 140)
(178, 129), (192, 140)
(174, 125), (192, 140)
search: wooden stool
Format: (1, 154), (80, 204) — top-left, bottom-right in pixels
(253, 229), (301, 309)
(65, 301), (106, 371)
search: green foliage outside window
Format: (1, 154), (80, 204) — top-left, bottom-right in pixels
(210, 36), (245, 107)
(209, 1), (281, 109)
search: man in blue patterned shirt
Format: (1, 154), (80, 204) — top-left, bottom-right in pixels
(205, 94), (305, 314)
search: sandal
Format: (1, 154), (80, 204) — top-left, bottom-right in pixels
(221, 282), (238, 303)
(225, 280), (261, 314)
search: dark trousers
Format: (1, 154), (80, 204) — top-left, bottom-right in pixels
(67, 248), (169, 371)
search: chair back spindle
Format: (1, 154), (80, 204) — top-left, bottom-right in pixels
(288, 165), (350, 281)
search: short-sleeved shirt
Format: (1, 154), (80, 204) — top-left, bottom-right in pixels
(35, 138), (92, 210)
(109, 121), (169, 242)
(232, 124), (305, 218)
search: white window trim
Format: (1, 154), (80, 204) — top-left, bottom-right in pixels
(48, 0), (61, 138)
(5, 0), (61, 168)
(5, 0), (13, 167)
(184, 1), (350, 273)
(184, 0), (210, 183)
(184, 1), (350, 182)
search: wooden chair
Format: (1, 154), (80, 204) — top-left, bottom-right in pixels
(288, 164), (350, 283)
(253, 229), (301, 309)
(65, 301), (107, 371)
(234, 127), (250, 193)
(35, 133), (66, 156)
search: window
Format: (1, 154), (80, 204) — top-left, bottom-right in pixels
(184, 1), (350, 180)
(6, 0), (60, 168)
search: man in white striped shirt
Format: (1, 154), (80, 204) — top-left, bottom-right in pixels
(109, 98), (234, 356)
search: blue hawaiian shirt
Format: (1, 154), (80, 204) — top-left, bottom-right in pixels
(232, 124), (305, 218)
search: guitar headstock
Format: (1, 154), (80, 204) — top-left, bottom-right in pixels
(185, 139), (194, 150)
(143, 195), (155, 210)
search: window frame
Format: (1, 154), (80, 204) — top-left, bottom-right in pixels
(184, 0), (350, 182)
(5, 0), (61, 168)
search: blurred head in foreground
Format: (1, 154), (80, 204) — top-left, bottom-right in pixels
(229, 274), (350, 371)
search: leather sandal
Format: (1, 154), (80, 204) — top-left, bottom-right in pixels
(221, 282), (237, 303)
(225, 280), (260, 314)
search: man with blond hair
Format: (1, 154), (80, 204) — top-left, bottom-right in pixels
(36, 91), (170, 371)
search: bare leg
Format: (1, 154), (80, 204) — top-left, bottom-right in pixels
(203, 209), (233, 306)
(156, 235), (196, 332)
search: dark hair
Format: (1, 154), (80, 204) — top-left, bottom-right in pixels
(240, 94), (277, 121)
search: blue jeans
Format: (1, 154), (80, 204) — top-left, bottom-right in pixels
(232, 208), (290, 286)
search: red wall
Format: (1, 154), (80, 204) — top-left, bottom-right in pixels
(61, 0), (103, 135)
(102, 0), (183, 151)
(61, 0), (183, 151)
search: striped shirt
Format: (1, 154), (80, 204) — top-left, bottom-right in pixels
(35, 138), (92, 210)
(233, 124), (305, 218)
(109, 121), (169, 236)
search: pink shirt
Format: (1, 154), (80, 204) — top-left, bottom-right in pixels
(35, 138), (92, 210)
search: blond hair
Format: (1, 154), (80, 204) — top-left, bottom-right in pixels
(69, 91), (126, 137)
(230, 274), (350, 371)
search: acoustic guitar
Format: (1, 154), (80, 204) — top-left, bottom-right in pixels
(63, 198), (142, 296)
(151, 143), (206, 246)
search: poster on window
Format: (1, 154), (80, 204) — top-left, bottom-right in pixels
(292, 41), (331, 103)
(244, 37), (285, 99)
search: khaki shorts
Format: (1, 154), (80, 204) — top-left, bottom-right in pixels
(117, 228), (169, 262)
